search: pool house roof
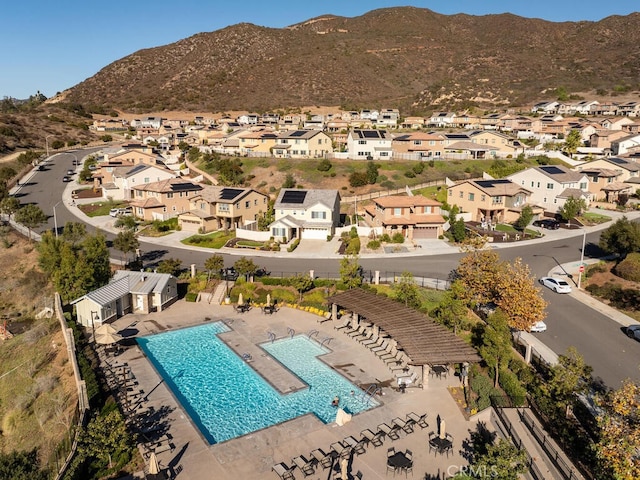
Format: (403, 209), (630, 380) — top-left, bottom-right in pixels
(327, 289), (481, 366)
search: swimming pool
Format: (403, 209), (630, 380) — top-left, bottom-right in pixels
(138, 322), (378, 444)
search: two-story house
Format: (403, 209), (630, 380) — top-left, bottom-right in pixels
(130, 178), (203, 221)
(102, 164), (177, 201)
(468, 131), (519, 155)
(428, 112), (457, 128)
(611, 133), (640, 156)
(237, 130), (279, 156)
(447, 179), (538, 224)
(177, 185), (269, 233)
(346, 130), (393, 160)
(576, 158), (640, 202)
(392, 132), (446, 158)
(269, 189), (341, 241)
(363, 195), (445, 240)
(507, 165), (590, 214)
(271, 130), (333, 158)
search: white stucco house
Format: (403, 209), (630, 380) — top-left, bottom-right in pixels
(102, 164), (177, 201)
(270, 189), (341, 241)
(346, 129), (393, 160)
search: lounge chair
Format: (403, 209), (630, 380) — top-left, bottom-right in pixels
(347, 324), (367, 339)
(362, 334), (384, 348)
(352, 326), (373, 342)
(379, 346), (399, 361)
(375, 343), (396, 358)
(334, 317), (351, 331)
(272, 462), (295, 480)
(359, 327), (378, 344)
(310, 448), (333, 469)
(377, 422), (401, 441)
(370, 339), (391, 354)
(343, 435), (366, 455)
(292, 455), (316, 477)
(360, 428), (384, 448)
(406, 412), (428, 429)
(392, 417), (414, 434)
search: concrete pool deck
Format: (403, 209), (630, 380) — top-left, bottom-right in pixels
(107, 300), (504, 480)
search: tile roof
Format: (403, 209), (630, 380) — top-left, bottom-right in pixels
(275, 189), (340, 210)
(373, 196), (441, 208)
(131, 178), (203, 194)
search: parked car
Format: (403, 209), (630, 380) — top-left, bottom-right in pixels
(533, 219), (560, 229)
(66, 169), (74, 175)
(62, 176), (71, 182)
(626, 324), (640, 341)
(539, 277), (572, 293)
(109, 207), (133, 217)
(255, 268), (271, 277)
(220, 267), (239, 281)
(529, 321), (547, 333)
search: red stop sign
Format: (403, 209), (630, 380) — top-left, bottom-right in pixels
(579, 265), (585, 272)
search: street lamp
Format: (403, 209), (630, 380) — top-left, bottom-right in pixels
(53, 201), (62, 239)
(577, 229), (587, 290)
(45, 134), (54, 158)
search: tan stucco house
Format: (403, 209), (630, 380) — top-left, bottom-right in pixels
(363, 195), (445, 240)
(130, 178), (203, 221)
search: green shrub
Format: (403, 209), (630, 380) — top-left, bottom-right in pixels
(259, 277), (291, 287)
(614, 252), (640, 282)
(317, 158), (332, 172)
(412, 162), (425, 174)
(185, 292), (198, 302)
(349, 226), (358, 239)
(498, 369), (527, 406)
(287, 238), (300, 252)
(345, 237), (361, 254)
(585, 262), (607, 278)
(391, 232), (405, 243)
(380, 233), (391, 243)
(404, 170), (416, 178)
(367, 239), (381, 250)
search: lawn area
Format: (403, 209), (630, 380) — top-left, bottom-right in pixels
(138, 218), (179, 237)
(579, 212), (611, 225)
(182, 230), (235, 249)
(78, 201), (128, 217)
(494, 224), (540, 237)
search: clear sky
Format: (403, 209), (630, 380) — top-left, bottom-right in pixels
(1, 0), (638, 100)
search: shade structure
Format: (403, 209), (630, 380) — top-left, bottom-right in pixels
(95, 331), (123, 345)
(238, 293), (244, 306)
(148, 452), (160, 475)
(266, 293), (271, 306)
(439, 419), (446, 439)
(94, 323), (118, 336)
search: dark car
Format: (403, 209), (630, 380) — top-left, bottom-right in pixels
(255, 268), (271, 277)
(533, 219), (560, 230)
(220, 267), (239, 281)
(62, 176), (72, 182)
(626, 324), (640, 341)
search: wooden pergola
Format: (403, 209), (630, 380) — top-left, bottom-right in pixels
(327, 289), (480, 386)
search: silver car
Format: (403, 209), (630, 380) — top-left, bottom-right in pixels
(626, 325), (640, 341)
(539, 277), (572, 294)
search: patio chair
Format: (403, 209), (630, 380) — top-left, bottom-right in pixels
(272, 462), (296, 480)
(292, 455), (316, 477)
(392, 417), (414, 434)
(359, 327), (378, 344)
(378, 345), (399, 361)
(370, 339), (391, 354)
(344, 435), (366, 455)
(362, 333), (385, 348)
(360, 428), (384, 448)
(352, 326), (373, 342)
(387, 446), (395, 458)
(310, 448), (333, 470)
(375, 342), (396, 358)
(347, 324), (368, 339)
(334, 317), (351, 331)
(378, 423), (401, 441)
(406, 412), (428, 429)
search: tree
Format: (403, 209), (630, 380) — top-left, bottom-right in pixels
(177, 141), (190, 154)
(81, 231), (111, 289)
(257, 200), (275, 231)
(14, 204), (47, 240)
(478, 308), (512, 387)
(0, 196), (20, 220)
(204, 254), (224, 282)
(431, 280), (468, 334)
(113, 230), (139, 265)
(596, 379), (640, 480)
(542, 347), (592, 418)
(61, 221), (86, 246)
(472, 439), (528, 480)
(37, 231), (63, 275)
(55, 243), (97, 302)
(340, 254), (363, 289)
(114, 215), (137, 231)
(0, 448), (48, 480)
(449, 216), (467, 243)
(494, 258), (547, 331)
(514, 205), (533, 232)
(558, 196), (586, 226)
(234, 256), (257, 279)
(366, 162), (379, 184)
(282, 173), (296, 188)
(157, 258), (182, 276)
(290, 273), (313, 302)
(453, 250), (502, 305)
(599, 216), (640, 259)
(393, 271), (421, 308)
(563, 129), (582, 158)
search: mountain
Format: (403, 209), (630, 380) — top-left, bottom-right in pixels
(62, 7), (640, 113)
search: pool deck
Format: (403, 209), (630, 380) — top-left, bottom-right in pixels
(108, 300), (511, 480)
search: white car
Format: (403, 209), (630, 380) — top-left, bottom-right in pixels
(539, 277), (572, 294)
(529, 321), (547, 333)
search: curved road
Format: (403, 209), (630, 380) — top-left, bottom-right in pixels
(21, 150), (640, 388)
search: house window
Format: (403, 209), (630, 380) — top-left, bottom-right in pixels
(219, 204), (230, 212)
(172, 206), (176, 212)
(144, 177), (149, 183)
(413, 140), (422, 145)
(358, 140), (366, 145)
(459, 191), (463, 198)
(481, 195), (486, 202)
(537, 182), (540, 188)
(200, 203), (205, 210)
(543, 197), (547, 203)
(380, 152), (389, 157)
(546, 183), (554, 189)
(394, 208), (402, 216)
(254, 199), (258, 206)
(245, 201), (250, 208)
(492, 196), (502, 203)
(448, 190), (452, 196)
(468, 193), (475, 201)
(163, 207), (167, 213)
(273, 227), (286, 237)
(311, 211), (327, 219)
(531, 182), (534, 187)
(167, 192), (173, 198)
(580, 182), (587, 189)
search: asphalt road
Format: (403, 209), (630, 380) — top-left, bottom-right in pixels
(20, 149), (640, 389)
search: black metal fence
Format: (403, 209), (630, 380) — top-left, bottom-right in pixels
(266, 271), (451, 291)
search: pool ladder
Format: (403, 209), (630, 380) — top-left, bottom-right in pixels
(308, 329), (319, 339)
(360, 384), (381, 406)
(287, 327), (295, 338)
(267, 331), (276, 343)
(320, 336), (333, 347)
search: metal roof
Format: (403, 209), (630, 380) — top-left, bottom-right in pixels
(327, 289), (481, 366)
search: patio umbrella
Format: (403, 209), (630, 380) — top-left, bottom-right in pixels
(238, 293), (244, 306)
(266, 293), (271, 306)
(95, 331), (123, 345)
(94, 323), (118, 336)
(148, 451), (160, 475)
(340, 458), (348, 480)
(439, 419), (446, 439)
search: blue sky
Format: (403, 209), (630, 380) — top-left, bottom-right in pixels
(1, 1), (638, 100)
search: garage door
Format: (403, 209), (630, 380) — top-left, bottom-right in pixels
(413, 226), (438, 239)
(302, 228), (329, 240)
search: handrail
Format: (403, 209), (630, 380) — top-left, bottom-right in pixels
(360, 384), (381, 405)
(320, 337), (333, 347)
(308, 329), (319, 339)
(267, 331), (276, 343)
(287, 327), (295, 338)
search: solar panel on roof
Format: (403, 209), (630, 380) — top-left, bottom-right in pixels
(281, 190), (307, 204)
(539, 166), (564, 175)
(608, 157), (627, 165)
(475, 179), (512, 188)
(220, 188), (243, 200)
(362, 131), (380, 138)
(289, 131), (307, 137)
(171, 182), (199, 191)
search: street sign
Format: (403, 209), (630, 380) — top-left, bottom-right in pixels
(579, 265), (585, 272)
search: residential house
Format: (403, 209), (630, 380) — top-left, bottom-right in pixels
(469, 131), (519, 155)
(611, 133), (640, 156)
(374, 109), (400, 128)
(130, 178), (203, 221)
(360, 109), (379, 121)
(272, 130), (333, 158)
(93, 118), (128, 131)
(72, 270), (178, 328)
(237, 130), (279, 155)
(531, 101), (559, 114)
(621, 121), (640, 135)
(480, 113), (507, 130)
(591, 103), (619, 116)
(600, 117), (635, 131)
(363, 195), (445, 240)
(507, 165), (590, 213)
(447, 179), (539, 224)
(237, 114), (260, 125)
(131, 117), (163, 130)
(102, 164), (177, 201)
(104, 147), (163, 167)
(445, 141), (498, 159)
(392, 132), (446, 158)
(576, 157), (640, 184)
(346, 129), (393, 160)
(428, 112), (457, 128)
(588, 130), (628, 152)
(617, 102), (640, 117)
(261, 113), (280, 124)
(573, 165), (628, 202)
(270, 189), (341, 241)
(400, 117), (426, 129)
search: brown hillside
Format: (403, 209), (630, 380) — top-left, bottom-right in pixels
(62, 7), (640, 113)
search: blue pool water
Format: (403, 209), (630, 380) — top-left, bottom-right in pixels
(138, 322), (378, 444)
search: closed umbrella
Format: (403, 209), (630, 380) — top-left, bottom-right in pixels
(340, 458), (348, 480)
(95, 331), (123, 345)
(266, 293), (271, 306)
(94, 323), (118, 336)
(238, 293), (244, 306)
(148, 452), (160, 475)
(439, 419), (446, 439)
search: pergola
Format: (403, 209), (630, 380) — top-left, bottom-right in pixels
(327, 289), (480, 385)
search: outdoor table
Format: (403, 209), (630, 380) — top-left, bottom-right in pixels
(429, 436), (453, 456)
(387, 451), (412, 469)
(263, 305), (277, 314)
(430, 365), (448, 379)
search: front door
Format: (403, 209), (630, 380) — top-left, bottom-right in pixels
(136, 295), (144, 311)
